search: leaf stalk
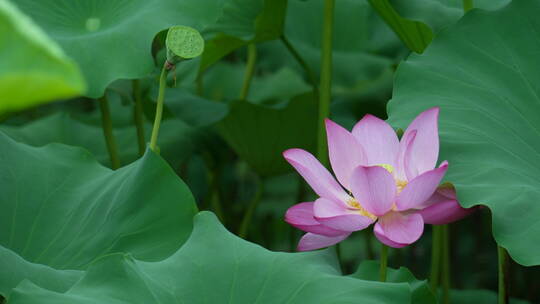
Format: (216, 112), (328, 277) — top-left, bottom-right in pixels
(99, 94), (121, 169)
(430, 225), (442, 291)
(239, 43), (257, 101)
(132, 79), (146, 156)
(238, 177), (264, 238)
(498, 246), (509, 304)
(463, 0), (473, 12)
(379, 244), (388, 282)
(149, 62), (170, 152)
(317, 0), (335, 165)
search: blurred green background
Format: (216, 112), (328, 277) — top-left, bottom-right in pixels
(1, 0), (539, 303)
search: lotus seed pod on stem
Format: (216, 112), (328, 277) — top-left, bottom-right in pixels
(165, 25), (204, 67)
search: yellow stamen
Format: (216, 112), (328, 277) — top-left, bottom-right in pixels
(375, 163), (407, 193)
(348, 199), (361, 209)
(347, 198), (377, 220)
(376, 163), (394, 173)
(396, 179), (408, 193)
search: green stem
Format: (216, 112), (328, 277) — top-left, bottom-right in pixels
(498, 246), (509, 304)
(238, 177), (264, 238)
(441, 225), (451, 304)
(336, 243), (344, 273)
(430, 225), (442, 292)
(132, 79), (146, 156)
(463, 0), (473, 12)
(317, 0), (335, 165)
(149, 62), (169, 152)
(196, 72), (204, 96)
(365, 230), (374, 260)
(208, 170), (225, 224)
(239, 43), (257, 101)
(289, 224), (298, 251)
(98, 94), (121, 169)
(379, 244), (388, 282)
(280, 35), (319, 96)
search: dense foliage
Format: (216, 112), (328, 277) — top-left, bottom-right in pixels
(1, 0), (538, 303)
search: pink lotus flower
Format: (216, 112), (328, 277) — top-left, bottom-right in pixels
(418, 183), (476, 225)
(284, 108), (473, 251)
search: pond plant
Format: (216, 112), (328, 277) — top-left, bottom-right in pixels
(1, 0), (539, 303)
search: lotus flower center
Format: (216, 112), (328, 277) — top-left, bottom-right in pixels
(347, 198), (377, 220)
(377, 163), (394, 173)
(396, 180), (407, 193)
(376, 163), (408, 193)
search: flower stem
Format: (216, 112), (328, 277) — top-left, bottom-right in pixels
(336, 243), (344, 273)
(98, 94), (121, 169)
(379, 244), (388, 282)
(441, 225), (451, 304)
(498, 246), (509, 304)
(430, 225), (442, 292)
(132, 79), (146, 156)
(196, 72), (204, 96)
(149, 62), (170, 153)
(317, 0), (335, 165)
(365, 231), (375, 260)
(280, 35), (319, 97)
(207, 169), (225, 224)
(239, 43), (257, 101)
(463, 0), (473, 12)
(238, 177), (264, 238)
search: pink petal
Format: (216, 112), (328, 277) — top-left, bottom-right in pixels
(415, 182), (456, 210)
(419, 199), (476, 225)
(399, 107), (440, 179)
(297, 232), (350, 251)
(396, 162), (448, 211)
(283, 148), (350, 203)
(285, 202), (348, 236)
(377, 211), (424, 245)
(396, 130), (417, 181)
(352, 114), (399, 167)
(313, 198), (375, 232)
(436, 184), (457, 200)
(350, 165), (396, 216)
(325, 119), (367, 190)
(373, 223), (408, 248)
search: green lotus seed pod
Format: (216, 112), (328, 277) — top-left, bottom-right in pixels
(165, 26), (204, 64)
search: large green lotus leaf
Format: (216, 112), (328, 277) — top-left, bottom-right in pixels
(152, 87), (229, 127)
(367, 0), (433, 54)
(351, 260), (436, 304)
(0, 132), (197, 297)
(199, 0), (287, 71)
(0, 247), (83, 299)
(218, 93), (317, 177)
(368, 0), (512, 55)
(11, 0), (286, 98)
(448, 289), (528, 304)
(249, 68), (312, 103)
(8, 212), (413, 304)
(387, 0), (540, 266)
(0, 0), (85, 114)
(0, 112), (194, 168)
(391, 0), (510, 34)
(199, 62), (312, 103)
(260, 0), (397, 97)
(196, 62), (245, 101)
